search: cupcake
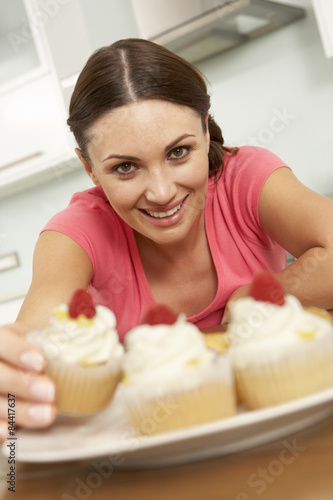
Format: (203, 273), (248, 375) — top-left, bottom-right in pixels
(28, 289), (124, 416)
(226, 271), (333, 410)
(121, 304), (236, 436)
(202, 331), (229, 354)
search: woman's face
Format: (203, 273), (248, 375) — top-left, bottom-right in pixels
(82, 99), (210, 246)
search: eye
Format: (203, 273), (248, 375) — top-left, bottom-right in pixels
(113, 162), (136, 176)
(168, 146), (190, 160)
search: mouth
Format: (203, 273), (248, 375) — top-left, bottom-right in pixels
(142, 196), (188, 219)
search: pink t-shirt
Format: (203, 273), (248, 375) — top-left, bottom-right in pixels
(42, 146), (288, 341)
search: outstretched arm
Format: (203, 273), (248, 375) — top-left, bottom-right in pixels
(17, 230), (93, 328)
(0, 230), (93, 440)
(259, 167), (333, 308)
(222, 167), (333, 323)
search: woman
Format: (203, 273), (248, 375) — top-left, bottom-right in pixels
(1, 38), (333, 439)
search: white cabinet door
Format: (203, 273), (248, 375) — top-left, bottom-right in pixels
(0, 0), (91, 197)
(0, 72), (76, 193)
(38, 0), (92, 109)
(0, 0), (49, 93)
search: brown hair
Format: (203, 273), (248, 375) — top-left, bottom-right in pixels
(67, 38), (237, 176)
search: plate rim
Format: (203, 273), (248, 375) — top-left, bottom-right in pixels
(9, 386), (333, 463)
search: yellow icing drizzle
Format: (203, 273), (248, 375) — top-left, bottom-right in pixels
(185, 358), (199, 366)
(297, 330), (316, 341)
(53, 308), (93, 327)
(76, 315), (94, 327)
(53, 307), (69, 321)
(79, 358), (96, 366)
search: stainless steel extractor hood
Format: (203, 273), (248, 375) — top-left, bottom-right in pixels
(132, 0), (306, 63)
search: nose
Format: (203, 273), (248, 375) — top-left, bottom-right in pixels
(144, 166), (178, 205)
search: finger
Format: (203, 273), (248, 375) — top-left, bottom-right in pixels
(0, 325), (45, 372)
(4, 321), (30, 337)
(0, 396), (56, 433)
(0, 361), (55, 405)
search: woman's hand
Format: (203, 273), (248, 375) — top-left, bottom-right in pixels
(0, 322), (56, 443)
(0, 231), (95, 444)
(221, 283), (251, 325)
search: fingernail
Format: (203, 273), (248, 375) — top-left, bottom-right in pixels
(29, 380), (55, 402)
(28, 404), (53, 423)
(20, 350), (44, 372)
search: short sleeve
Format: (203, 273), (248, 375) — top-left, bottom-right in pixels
(220, 146), (290, 246)
(41, 187), (120, 289)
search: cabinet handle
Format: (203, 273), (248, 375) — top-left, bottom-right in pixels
(0, 151), (43, 171)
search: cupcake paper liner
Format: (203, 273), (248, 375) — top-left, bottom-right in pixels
(121, 356), (236, 436)
(47, 355), (122, 416)
(230, 334), (333, 409)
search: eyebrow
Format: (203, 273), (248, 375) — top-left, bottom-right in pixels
(102, 153), (140, 163)
(164, 133), (196, 153)
(102, 133), (196, 163)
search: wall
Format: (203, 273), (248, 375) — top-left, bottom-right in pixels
(198, 0), (333, 194)
(0, 0), (332, 297)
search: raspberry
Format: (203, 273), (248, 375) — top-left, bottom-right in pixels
(249, 271), (285, 306)
(141, 303), (178, 325)
(68, 289), (96, 319)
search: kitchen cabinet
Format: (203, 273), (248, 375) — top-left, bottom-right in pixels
(0, 0), (139, 199)
(0, 0), (92, 198)
(131, 0), (306, 64)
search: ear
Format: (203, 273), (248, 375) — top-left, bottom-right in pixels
(75, 148), (101, 186)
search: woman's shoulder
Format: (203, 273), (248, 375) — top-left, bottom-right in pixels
(53, 186), (116, 221)
(68, 186), (110, 210)
(42, 187), (124, 288)
(210, 146), (289, 190)
(208, 145), (290, 213)
(224, 145), (287, 171)
(43, 186), (121, 237)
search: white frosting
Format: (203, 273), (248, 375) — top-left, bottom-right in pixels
(122, 315), (230, 391)
(28, 304), (123, 364)
(226, 294), (333, 368)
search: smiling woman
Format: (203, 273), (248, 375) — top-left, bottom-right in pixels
(78, 100), (210, 243)
(1, 38), (333, 437)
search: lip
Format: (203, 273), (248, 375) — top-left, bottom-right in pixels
(141, 196), (188, 214)
(139, 195), (189, 228)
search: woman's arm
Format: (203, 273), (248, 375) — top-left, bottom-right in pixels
(17, 230), (94, 328)
(222, 167), (333, 323)
(259, 167), (333, 309)
(0, 230), (94, 440)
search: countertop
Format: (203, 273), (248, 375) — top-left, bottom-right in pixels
(0, 413), (333, 500)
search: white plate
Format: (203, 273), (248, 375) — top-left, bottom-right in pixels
(4, 387), (333, 468)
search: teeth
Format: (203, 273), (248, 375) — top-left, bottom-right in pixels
(144, 201), (183, 218)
